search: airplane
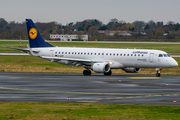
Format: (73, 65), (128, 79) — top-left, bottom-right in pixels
(7, 19), (178, 77)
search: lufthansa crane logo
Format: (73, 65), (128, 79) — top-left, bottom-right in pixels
(29, 28), (37, 39)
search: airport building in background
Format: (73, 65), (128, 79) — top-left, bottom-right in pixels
(49, 34), (88, 41)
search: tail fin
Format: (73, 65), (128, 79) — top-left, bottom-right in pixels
(26, 19), (54, 48)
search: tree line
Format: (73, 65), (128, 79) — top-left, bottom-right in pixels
(0, 18), (180, 40)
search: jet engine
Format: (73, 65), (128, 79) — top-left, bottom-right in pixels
(122, 67), (141, 73)
(91, 63), (110, 73)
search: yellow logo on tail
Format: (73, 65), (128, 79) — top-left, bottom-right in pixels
(29, 28), (37, 39)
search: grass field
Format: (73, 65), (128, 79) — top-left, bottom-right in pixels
(1, 41), (180, 54)
(0, 102), (180, 120)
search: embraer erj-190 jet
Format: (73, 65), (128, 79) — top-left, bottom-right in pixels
(8, 19), (178, 77)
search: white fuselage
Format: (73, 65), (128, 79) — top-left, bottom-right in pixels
(30, 47), (178, 69)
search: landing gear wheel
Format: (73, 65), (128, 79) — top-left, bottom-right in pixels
(155, 68), (162, 77)
(83, 70), (91, 76)
(104, 70), (112, 76)
(156, 73), (161, 77)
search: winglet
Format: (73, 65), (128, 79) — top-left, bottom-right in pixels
(26, 19), (54, 48)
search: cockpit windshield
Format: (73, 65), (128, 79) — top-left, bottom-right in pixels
(158, 54), (163, 57)
(163, 54), (170, 57)
(158, 54), (170, 57)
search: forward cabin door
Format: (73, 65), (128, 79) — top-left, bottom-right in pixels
(50, 50), (54, 57)
(149, 53), (154, 63)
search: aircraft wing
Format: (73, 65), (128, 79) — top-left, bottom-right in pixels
(4, 46), (40, 54)
(4, 46), (30, 53)
(41, 56), (106, 64)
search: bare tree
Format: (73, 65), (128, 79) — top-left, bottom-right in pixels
(133, 20), (145, 30)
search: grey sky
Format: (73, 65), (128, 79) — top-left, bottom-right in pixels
(0, 0), (179, 25)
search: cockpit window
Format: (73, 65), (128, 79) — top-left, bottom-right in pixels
(163, 54), (170, 57)
(158, 54), (163, 57)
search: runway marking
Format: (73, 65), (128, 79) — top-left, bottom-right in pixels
(96, 98), (103, 100)
(1, 87), (180, 101)
(128, 77), (161, 79)
(0, 87), (145, 96)
(116, 97), (123, 99)
(154, 95), (162, 96)
(145, 95), (152, 97)
(173, 94), (179, 96)
(164, 94), (171, 96)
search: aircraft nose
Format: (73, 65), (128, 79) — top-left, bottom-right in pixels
(170, 58), (178, 67)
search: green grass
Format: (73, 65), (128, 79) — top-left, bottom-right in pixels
(1, 41), (180, 54)
(0, 102), (180, 120)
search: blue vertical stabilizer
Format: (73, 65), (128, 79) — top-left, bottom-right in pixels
(26, 19), (54, 48)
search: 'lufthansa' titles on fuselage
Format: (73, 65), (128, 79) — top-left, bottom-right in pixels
(133, 51), (148, 54)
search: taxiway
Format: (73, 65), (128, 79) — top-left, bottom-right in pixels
(0, 73), (180, 105)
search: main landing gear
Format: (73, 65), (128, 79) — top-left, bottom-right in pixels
(83, 69), (91, 76)
(156, 68), (162, 77)
(83, 70), (112, 76)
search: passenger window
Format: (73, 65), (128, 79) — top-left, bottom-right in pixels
(120, 54), (122, 56)
(102, 53), (104, 55)
(135, 54), (136, 56)
(138, 54), (140, 56)
(94, 53), (96, 55)
(91, 53), (93, 55)
(117, 54), (119, 56)
(124, 54), (126, 56)
(110, 53), (111, 56)
(62, 52), (64, 54)
(55, 52), (57, 54)
(127, 54), (129, 56)
(72, 52), (74, 54)
(131, 54), (133, 56)
(106, 53), (108, 55)
(159, 54), (163, 57)
(69, 52), (70, 54)
(98, 53), (100, 55)
(65, 52), (67, 54)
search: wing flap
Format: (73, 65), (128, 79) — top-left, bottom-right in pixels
(41, 56), (92, 62)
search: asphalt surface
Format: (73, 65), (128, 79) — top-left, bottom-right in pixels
(0, 73), (180, 105)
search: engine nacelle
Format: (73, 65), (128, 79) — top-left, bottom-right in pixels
(91, 63), (110, 73)
(122, 67), (141, 73)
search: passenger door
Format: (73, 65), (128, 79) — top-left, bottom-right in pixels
(50, 50), (54, 57)
(149, 53), (154, 63)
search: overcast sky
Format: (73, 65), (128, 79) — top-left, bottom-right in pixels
(0, 0), (179, 25)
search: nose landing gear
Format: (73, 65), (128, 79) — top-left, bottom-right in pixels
(156, 68), (162, 77)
